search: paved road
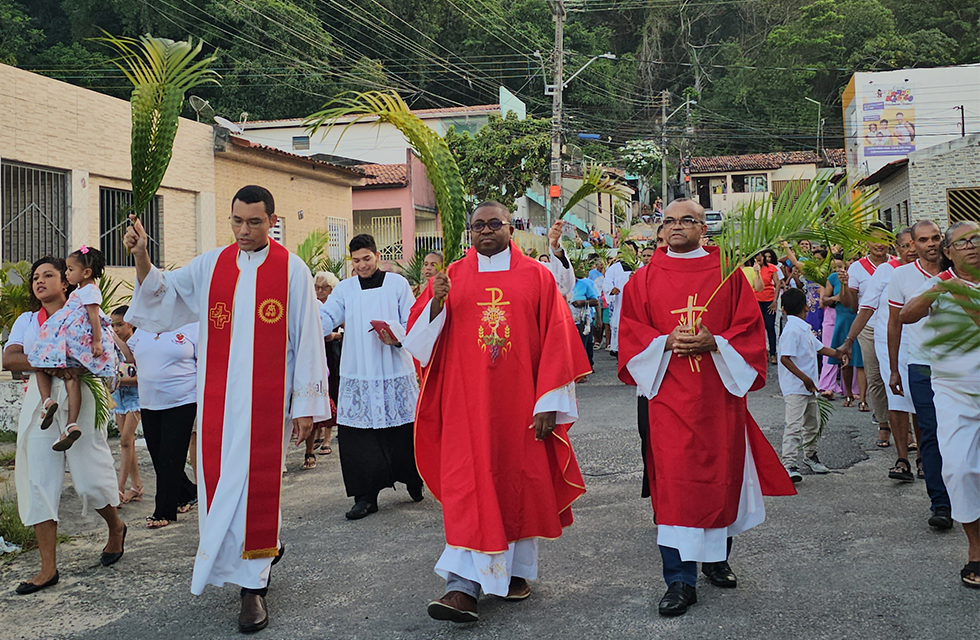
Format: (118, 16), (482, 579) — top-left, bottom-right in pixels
(1, 354), (977, 639)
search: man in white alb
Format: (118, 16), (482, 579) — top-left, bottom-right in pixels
(602, 240), (637, 356)
(125, 185), (330, 634)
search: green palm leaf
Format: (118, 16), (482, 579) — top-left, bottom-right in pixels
(95, 34), (219, 219)
(305, 92), (467, 264)
(396, 249), (427, 287)
(296, 229), (331, 275)
(804, 395), (835, 448)
(80, 372), (113, 431)
(799, 250), (835, 287)
(561, 164), (631, 218)
(922, 276), (980, 354)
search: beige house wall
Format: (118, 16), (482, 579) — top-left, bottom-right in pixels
(0, 63), (216, 275)
(214, 147), (359, 255)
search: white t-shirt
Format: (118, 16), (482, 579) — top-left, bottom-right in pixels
(858, 259), (900, 339)
(914, 270), (980, 381)
(848, 256), (883, 324)
(777, 315), (823, 396)
(127, 323), (199, 410)
(887, 261), (936, 365)
(7, 311), (43, 352)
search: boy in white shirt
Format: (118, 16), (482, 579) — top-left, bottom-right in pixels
(778, 289), (841, 482)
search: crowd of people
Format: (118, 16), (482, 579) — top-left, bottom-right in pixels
(5, 186), (977, 634)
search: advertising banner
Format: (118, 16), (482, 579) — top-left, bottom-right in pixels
(862, 84), (916, 157)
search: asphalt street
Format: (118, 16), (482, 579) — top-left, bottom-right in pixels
(1, 353), (977, 639)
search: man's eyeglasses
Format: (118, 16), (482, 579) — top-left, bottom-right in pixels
(949, 235), (980, 251)
(228, 216), (269, 230)
(467, 219), (510, 233)
(662, 216), (704, 229)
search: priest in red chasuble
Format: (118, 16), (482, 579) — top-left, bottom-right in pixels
(124, 186), (330, 634)
(617, 199), (796, 618)
(404, 201), (591, 624)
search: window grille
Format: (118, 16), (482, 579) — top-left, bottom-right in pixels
(99, 187), (163, 266)
(1, 161), (69, 264)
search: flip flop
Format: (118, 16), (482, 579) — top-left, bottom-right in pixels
(147, 518), (170, 530)
(302, 453), (317, 470)
(318, 444), (332, 456)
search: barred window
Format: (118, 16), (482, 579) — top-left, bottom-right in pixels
(1, 161), (69, 264)
(99, 187), (163, 267)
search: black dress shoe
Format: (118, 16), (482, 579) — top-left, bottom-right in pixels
(238, 593), (269, 633)
(271, 543), (286, 566)
(345, 501), (378, 520)
(701, 560), (738, 588)
(928, 506), (953, 530)
(101, 524), (127, 566)
(15, 571), (59, 595)
(407, 483), (425, 503)
(658, 582), (697, 617)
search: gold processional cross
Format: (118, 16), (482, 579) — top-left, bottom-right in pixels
(670, 294), (708, 372)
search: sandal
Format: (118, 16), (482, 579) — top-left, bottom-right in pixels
(51, 424), (81, 452)
(819, 390), (835, 401)
(907, 438), (918, 452)
(302, 453), (317, 470)
(39, 399), (59, 430)
(842, 396), (854, 408)
(916, 457), (925, 479)
(177, 498), (198, 514)
(319, 444), (332, 456)
(888, 458), (915, 483)
(962, 561), (980, 588)
(858, 401), (870, 412)
(146, 518), (170, 530)
(124, 486), (144, 503)
(876, 426), (891, 448)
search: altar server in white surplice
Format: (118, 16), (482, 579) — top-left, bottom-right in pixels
(319, 233), (424, 522)
(125, 185), (330, 634)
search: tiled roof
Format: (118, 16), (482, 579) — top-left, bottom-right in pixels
(354, 163), (408, 187)
(247, 104), (500, 126)
(690, 148), (846, 174)
(227, 137), (365, 177)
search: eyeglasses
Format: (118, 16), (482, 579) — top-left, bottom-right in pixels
(228, 216), (269, 230)
(662, 216), (704, 229)
(896, 242), (913, 249)
(949, 235), (980, 251)
(467, 219), (510, 233)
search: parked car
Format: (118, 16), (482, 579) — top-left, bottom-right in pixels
(704, 210), (725, 236)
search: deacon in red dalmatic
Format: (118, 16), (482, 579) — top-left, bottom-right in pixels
(405, 201), (591, 625)
(617, 199), (795, 617)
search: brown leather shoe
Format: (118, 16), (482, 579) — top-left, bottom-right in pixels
(503, 577), (531, 601)
(426, 591), (478, 623)
(238, 593), (269, 633)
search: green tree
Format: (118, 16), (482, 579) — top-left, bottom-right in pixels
(0, 0), (42, 65)
(445, 112), (550, 208)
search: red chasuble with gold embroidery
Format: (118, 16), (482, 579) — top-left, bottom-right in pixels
(617, 246), (795, 529)
(202, 240), (289, 559)
(409, 243), (591, 553)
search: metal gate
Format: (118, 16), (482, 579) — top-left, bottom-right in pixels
(948, 188), (980, 225)
(1, 161), (70, 264)
(327, 216), (349, 263)
(370, 215), (402, 261)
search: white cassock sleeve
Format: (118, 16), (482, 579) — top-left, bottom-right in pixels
(549, 249), (575, 298)
(288, 265), (331, 422)
(626, 336), (758, 399)
(125, 259), (207, 332)
(319, 285), (346, 338)
(405, 301), (578, 423)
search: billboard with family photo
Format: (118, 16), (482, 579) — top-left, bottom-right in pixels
(862, 85), (916, 156)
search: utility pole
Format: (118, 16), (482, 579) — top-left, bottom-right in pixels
(660, 89), (669, 206)
(683, 99), (692, 198)
(954, 105), (965, 137)
(548, 0), (566, 226)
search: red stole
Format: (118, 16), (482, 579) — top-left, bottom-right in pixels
(409, 243), (591, 553)
(201, 241), (290, 560)
(617, 246), (795, 529)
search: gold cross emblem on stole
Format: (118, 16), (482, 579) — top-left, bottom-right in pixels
(670, 294), (708, 372)
(209, 302), (232, 329)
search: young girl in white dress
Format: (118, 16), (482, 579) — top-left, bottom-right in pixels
(29, 247), (119, 451)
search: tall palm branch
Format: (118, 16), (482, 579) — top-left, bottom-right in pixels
(561, 164), (631, 218)
(923, 270), (980, 354)
(96, 34), (219, 219)
(296, 229), (332, 276)
(305, 92), (467, 264)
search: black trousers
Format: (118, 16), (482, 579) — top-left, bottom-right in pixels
(759, 300), (777, 356)
(142, 403), (198, 521)
(337, 423), (422, 502)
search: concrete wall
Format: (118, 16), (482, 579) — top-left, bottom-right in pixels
(875, 166), (911, 229)
(214, 145), (358, 254)
(908, 138), (980, 228)
(0, 63), (216, 271)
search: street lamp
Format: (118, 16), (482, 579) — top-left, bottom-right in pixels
(805, 97), (822, 153)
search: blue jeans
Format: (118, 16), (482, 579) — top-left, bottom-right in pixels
(660, 539), (733, 587)
(907, 364), (951, 512)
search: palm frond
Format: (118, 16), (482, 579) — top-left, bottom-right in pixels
(805, 394), (835, 448)
(618, 242), (640, 272)
(98, 274), (131, 314)
(396, 250), (426, 287)
(324, 257), (348, 280)
(80, 373), (112, 431)
(0, 261), (33, 337)
(561, 164), (631, 218)
(716, 175), (886, 281)
(922, 277), (980, 354)
(799, 250), (835, 287)
(95, 34), (219, 220)
(296, 229), (331, 275)
(305, 91), (467, 264)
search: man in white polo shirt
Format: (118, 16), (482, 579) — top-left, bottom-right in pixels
(887, 219), (952, 530)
